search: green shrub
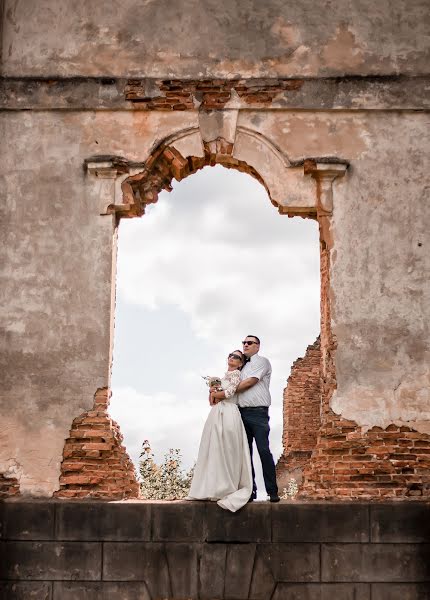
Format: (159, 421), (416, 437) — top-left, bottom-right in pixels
(139, 440), (194, 500)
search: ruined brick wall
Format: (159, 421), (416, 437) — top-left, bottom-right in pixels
(303, 419), (430, 499)
(301, 235), (430, 499)
(276, 337), (321, 489)
(54, 389), (139, 500)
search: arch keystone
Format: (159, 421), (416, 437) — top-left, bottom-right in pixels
(198, 109), (239, 156)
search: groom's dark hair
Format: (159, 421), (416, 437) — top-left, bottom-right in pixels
(247, 335), (260, 345)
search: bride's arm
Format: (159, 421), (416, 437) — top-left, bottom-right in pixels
(212, 370), (241, 401)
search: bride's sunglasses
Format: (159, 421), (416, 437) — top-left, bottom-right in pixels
(228, 353), (242, 360)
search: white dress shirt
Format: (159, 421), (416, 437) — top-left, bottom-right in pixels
(238, 354), (272, 407)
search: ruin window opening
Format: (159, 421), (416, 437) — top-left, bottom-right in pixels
(109, 163), (321, 497)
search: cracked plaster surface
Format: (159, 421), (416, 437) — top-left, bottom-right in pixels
(0, 417), (71, 495)
(3, 0), (429, 77)
(329, 112), (430, 433)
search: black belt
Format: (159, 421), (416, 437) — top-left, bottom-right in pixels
(239, 406), (269, 410)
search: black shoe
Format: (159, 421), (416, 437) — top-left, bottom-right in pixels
(269, 495), (280, 503)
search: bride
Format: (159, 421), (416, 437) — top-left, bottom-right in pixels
(186, 350), (253, 512)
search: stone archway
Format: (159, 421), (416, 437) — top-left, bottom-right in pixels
(54, 123), (348, 500)
(100, 124), (325, 220)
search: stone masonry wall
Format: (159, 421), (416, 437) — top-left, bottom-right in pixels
(1, 501), (430, 599)
(54, 389), (139, 500)
(276, 338), (321, 489)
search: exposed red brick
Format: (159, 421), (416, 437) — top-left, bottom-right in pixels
(276, 337), (321, 489)
(119, 142), (273, 219)
(300, 235), (430, 500)
(0, 473), (20, 498)
(54, 388), (139, 500)
(124, 78), (304, 109)
(302, 412), (430, 499)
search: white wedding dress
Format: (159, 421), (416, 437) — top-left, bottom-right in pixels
(186, 369), (253, 512)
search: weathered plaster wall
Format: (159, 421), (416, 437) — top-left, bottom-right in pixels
(0, 113), (112, 495)
(0, 110), (198, 495)
(2, 0), (429, 77)
(330, 114), (430, 433)
(238, 110), (430, 434)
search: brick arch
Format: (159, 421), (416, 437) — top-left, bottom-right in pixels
(107, 127), (317, 219)
(119, 143), (268, 219)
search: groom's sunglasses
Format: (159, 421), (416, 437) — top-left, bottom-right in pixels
(242, 340), (257, 345)
(228, 353), (242, 360)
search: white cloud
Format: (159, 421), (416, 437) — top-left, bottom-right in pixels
(109, 386), (208, 469)
(116, 166), (319, 354)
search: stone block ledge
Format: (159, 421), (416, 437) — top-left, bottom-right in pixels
(1, 501), (429, 599)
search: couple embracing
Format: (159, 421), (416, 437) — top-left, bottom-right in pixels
(187, 335), (279, 512)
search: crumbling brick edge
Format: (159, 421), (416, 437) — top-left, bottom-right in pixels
(0, 474), (20, 499)
(54, 388), (139, 500)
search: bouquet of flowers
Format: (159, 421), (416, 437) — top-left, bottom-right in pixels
(202, 375), (222, 390)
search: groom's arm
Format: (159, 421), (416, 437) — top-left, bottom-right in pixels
(236, 377), (258, 393)
(236, 356), (270, 393)
(237, 357), (270, 393)
(210, 377), (257, 403)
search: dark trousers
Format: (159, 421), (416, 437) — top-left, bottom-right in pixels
(239, 406), (278, 498)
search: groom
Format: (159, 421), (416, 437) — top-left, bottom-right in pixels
(236, 335), (279, 502)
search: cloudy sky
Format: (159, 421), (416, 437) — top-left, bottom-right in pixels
(110, 165), (320, 497)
